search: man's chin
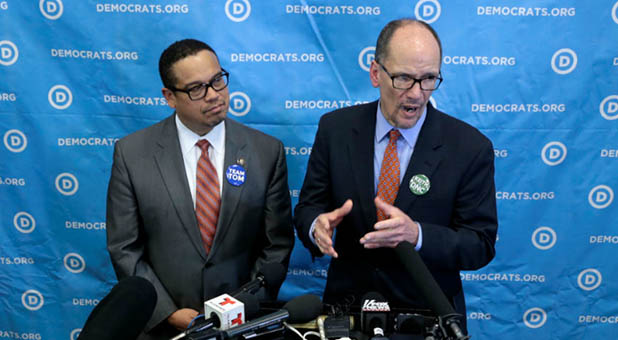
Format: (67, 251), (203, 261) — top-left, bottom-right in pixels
(394, 115), (421, 129)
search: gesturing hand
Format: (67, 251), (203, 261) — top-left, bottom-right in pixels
(360, 197), (419, 249)
(313, 199), (353, 258)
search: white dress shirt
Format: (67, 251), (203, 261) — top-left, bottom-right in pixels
(175, 114), (225, 208)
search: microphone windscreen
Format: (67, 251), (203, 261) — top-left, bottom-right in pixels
(234, 292), (260, 319)
(259, 262), (286, 293)
(394, 241), (454, 316)
(283, 294), (322, 324)
(78, 276), (157, 340)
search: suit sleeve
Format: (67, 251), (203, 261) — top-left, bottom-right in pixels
(418, 139), (498, 272)
(293, 117), (332, 257)
(105, 141), (177, 331)
(253, 140), (295, 296)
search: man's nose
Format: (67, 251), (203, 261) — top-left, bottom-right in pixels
(404, 81), (424, 98)
(203, 86), (219, 102)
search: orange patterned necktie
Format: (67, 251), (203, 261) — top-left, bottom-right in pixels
(376, 129), (401, 221)
(195, 140), (220, 253)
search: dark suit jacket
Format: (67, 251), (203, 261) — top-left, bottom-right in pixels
(106, 114), (294, 339)
(294, 101), (497, 320)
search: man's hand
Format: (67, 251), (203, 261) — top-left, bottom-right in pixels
(360, 197), (419, 249)
(313, 199), (353, 258)
(167, 308), (199, 331)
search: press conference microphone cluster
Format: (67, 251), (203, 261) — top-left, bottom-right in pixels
(360, 292), (390, 340)
(394, 241), (469, 340)
(172, 263), (285, 340)
(188, 294), (322, 340)
(171, 293), (260, 340)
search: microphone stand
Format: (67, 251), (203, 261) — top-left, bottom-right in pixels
(423, 314), (469, 340)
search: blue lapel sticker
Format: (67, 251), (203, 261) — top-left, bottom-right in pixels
(226, 164), (246, 186)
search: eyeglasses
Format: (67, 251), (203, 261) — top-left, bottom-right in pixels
(376, 61), (442, 91)
(169, 69), (230, 101)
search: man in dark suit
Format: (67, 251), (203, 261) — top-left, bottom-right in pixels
(106, 39), (294, 339)
(294, 19), (498, 329)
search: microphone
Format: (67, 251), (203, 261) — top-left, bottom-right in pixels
(189, 294), (322, 340)
(394, 241), (469, 340)
(171, 292), (259, 340)
(230, 262), (287, 297)
(78, 276), (157, 340)
(360, 292), (390, 340)
(172, 264), (283, 340)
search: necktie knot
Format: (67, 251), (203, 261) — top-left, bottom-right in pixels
(196, 139), (210, 152)
(389, 129), (401, 143)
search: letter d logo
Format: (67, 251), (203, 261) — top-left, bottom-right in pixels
(358, 46), (375, 72)
(48, 85), (73, 110)
(22, 290), (44, 311)
(523, 307), (547, 328)
(588, 185), (614, 209)
(0, 40), (19, 66)
(551, 48), (577, 75)
(414, 0), (441, 24)
(225, 0), (251, 22)
(600, 95), (618, 120)
(229, 91), (251, 116)
(39, 0), (63, 20)
(55, 172), (79, 196)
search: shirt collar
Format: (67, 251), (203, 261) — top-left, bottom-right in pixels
(375, 101), (427, 146)
(175, 114), (225, 156)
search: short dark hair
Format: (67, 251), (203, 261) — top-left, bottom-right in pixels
(158, 39), (218, 89)
(375, 19), (442, 65)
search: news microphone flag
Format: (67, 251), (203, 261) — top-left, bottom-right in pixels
(204, 294), (244, 330)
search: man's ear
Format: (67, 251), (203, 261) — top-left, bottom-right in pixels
(369, 60), (380, 88)
(162, 88), (176, 109)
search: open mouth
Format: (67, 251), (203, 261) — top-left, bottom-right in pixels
(402, 105), (419, 114)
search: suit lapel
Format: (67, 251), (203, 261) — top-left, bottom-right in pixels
(349, 101), (379, 228)
(153, 115), (207, 260)
(395, 103), (445, 211)
(210, 118), (248, 257)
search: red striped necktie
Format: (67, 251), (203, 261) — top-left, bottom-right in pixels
(195, 139), (220, 253)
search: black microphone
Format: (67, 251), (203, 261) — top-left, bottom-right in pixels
(171, 292), (260, 340)
(360, 292), (390, 340)
(189, 294), (322, 340)
(230, 262), (287, 297)
(394, 241), (469, 340)
(77, 276), (157, 340)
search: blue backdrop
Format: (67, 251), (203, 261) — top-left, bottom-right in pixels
(1, 1), (617, 339)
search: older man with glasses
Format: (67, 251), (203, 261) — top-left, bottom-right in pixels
(294, 19), (498, 334)
(106, 39), (294, 340)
